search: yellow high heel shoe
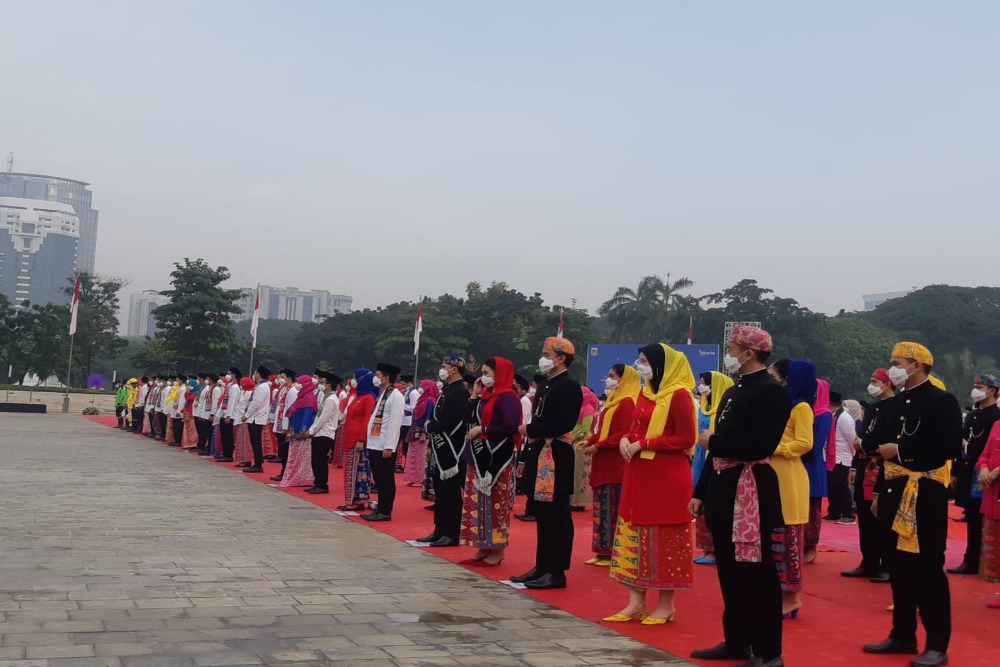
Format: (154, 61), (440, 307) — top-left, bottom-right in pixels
(602, 610), (648, 623)
(584, 557), (602, 565)
(594, 558), (612, 567)
(641, 613), (676, 625)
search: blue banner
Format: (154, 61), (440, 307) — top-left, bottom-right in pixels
(586, 343), (720, 397)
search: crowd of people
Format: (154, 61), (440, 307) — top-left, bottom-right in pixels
(107, 325), (1000, 667)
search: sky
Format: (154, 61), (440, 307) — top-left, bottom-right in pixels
(4, 1), (999, 319)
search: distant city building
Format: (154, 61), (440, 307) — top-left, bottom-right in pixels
(0, 197), (79, 307)
(863, 290), (913, 311)
(234, 286), (353, 323)
(127, 290), (171, 337)
(0, 172), (99, 274)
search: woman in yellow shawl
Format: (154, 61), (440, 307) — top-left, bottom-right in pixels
(693, 371), (734, 565)
(605, 344), (697, 625)
(583, 364), (641, 566)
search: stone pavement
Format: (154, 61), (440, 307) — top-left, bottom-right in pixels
(0, 415), (691, 667)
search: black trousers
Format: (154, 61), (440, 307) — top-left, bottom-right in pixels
(195, 418), (210, 450)
(157, 412), (168, 438)
(828, 463), (854, 518)
(311, 436), (334, 489)
(533, 493), (574, 576)
(368, 448), (397, 514)
(171, 417), (183, 443)
(963, 500), (983, 568)
(856, 499), (883, 572)
(888, 548), (951, 651)
(132, 409), (144, 433)
(712, 526), (782, 661)
(432, 461), (467, 539)
(399, 425), (410, 461)
(115, 406), (127, 427)
(277, 433), (289, 476)
(220, 420), (235, 457)
(248, 423), (264, 467)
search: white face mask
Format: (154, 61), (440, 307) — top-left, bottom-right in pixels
(887, 364), (912, 387)
(438, 368), (449, 381)
(373, 376), (382, 388)
(418, 387), (425, 395)
(604, 377), (619, 391)
(722, 353), (742, 374)
(293, 382), (302, 391)
(436, 381), (443, 390)
(528, 387), (536, 397)
(972, 388), (988, 402)
(276, 377), (285, 386)
(481, 375), (495, 388)
(317, 384), (326, 393)
(350, 378), (357, 388)
(225, 374), (232, 382)
(867, 383), (883, 398)
(538, 357), (554, 374)
(698, 383), (711, 396)
(634, 361), (653, 380)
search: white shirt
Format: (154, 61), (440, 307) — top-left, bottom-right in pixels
(274, 386), (298, 432)
(222, 383), (242, 420)
(171, 390), (187, 418)
(521, 395), (532, 426)
(137, 385), (149, 409)
(244, 380), (271, 425)
(366, 388), (404, 452)
(402, 387), (419, 427)
(208, 385), (223, 419)
(310, 392), (341, 439)
(157, 385), (171, 412)
(834, 410), (856, 466)
(142, 385), (155, 412)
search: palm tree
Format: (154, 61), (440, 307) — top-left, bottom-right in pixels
(936, 349), (998, 393)
(598, 273), (694, 342)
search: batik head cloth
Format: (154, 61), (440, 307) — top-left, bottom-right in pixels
(891, 342), (933, 366)
(975, 373), (1000, 388)
(442, 354), (465, 368)
(543, 337), (576, 356)
(729, 325), (773, 352)
(872, 368), (891, 385)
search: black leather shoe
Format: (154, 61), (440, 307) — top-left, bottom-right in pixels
(243, 466), (263, 473)
(428, 536), (459, 547)
(217, 457), (234, 462)
(415, 534), (441, 543)
(870, 571), (891, 583)
(362, 512), (391, 522)
(863, 638), (918, 655)
(690, 642), (751, 660)
(911, 650), (948, 666)
(269, 475), (283, 482)
(514, 514), (536, 522)
(510, 567), (543, 584)
(841, 567), (871, 578)
(424, 504), (436, 510)
(305, 487), (328, 494)
(524, 573), (566, 589)
(235, 461), (251, 468)
(946, 562), (977, 575)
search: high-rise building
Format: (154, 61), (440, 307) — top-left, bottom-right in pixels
(233, 286), (353, 323)
(126, 290), (171, 337)
(0, 172), (99, 274)
(863, 290), (913, 312)
(0, 197), (80, 307)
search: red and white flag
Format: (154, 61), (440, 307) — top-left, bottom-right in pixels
(413, 303), (423, 356)
(557, 310), (564, 338)
(249, 288), (260, 349)
(68, 276), (80, 336)
(686, 316), (694, 345)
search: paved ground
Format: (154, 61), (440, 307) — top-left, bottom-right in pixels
(0, 415), (690, 667)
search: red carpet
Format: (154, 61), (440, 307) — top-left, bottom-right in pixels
(88, 416), (998, 666)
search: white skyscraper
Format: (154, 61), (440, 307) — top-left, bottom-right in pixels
(233, 286), (353, 323)
(127, 290), (171, 337)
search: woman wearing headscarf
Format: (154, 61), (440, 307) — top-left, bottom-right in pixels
(280, 375), (318, 488)
(803, 378), (833, 563)
(337, 369), (378, 510)
(605, 343), (697, 625)
(693, 371), (735, 565)
(233, 377), (256, 467)
(460, 356), (522, 566)
(569, 387), (599, 510)
(404, 380), (440, 486)
(976, 421), (1000, 606)
(767, 359), (815, 618)
(164, 378), (182, 445)
(181, 377), (202, 449)
(583, 364), (640, 567)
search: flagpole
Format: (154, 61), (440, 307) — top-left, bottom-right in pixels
(63, 274), (80, 414)
(248, 284), (259, 373)
(413, 296), (422, 380)
(62, 333), (74, 414)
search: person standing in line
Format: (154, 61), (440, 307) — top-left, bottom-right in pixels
(181, 376), (200, 449)
(338, 369), (378, 511)
(826, 391), (857, 524)
(976, 419), (1000, 607)
(216, 368), (242, 463)
(842, 368), (895, 582)
(863, 342), (961, 667)
(398, 374), (419, 472)
(281, 375), (319, 488)
(605, 344), (697, 625)
(767, 359), (815, 619)
(421, 355), (471, 545)
(269, 369), (297, 481)
(693, 371), (735, 565)
(241, 366), (272, 474)
(134, 376), (150, 434)
(803, 379), (833, 563)
(511, 337), (583, 590)
(948, 373), (1000, 576)
(306, 371), (342, 494)
(689, 325), (789, 667)
(569, 387), (598, 511)
(583, 364), (639, 567)
(144, 377), (159, 437)
(513, 373), (549, 523)
(363, 363), (404, 522)
(114, 381), (128, 429)
(404, 381), (439, 486)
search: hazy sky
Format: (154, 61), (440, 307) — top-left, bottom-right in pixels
(5, 1), (998, 317)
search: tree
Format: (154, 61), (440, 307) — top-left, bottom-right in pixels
(810, 315), (898, 398)
(935, 349), (999, 398)
(62, 273), (128, 386)
(598, 274), (694, 343)
(147, 258), (245, 371)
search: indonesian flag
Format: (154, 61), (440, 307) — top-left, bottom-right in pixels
(69, 276), (80, 336)
(250, 288), (260, 349)
(413, 303), (423, 356)
(687, 316), (694, 345)
(557, 310), (564, 338)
